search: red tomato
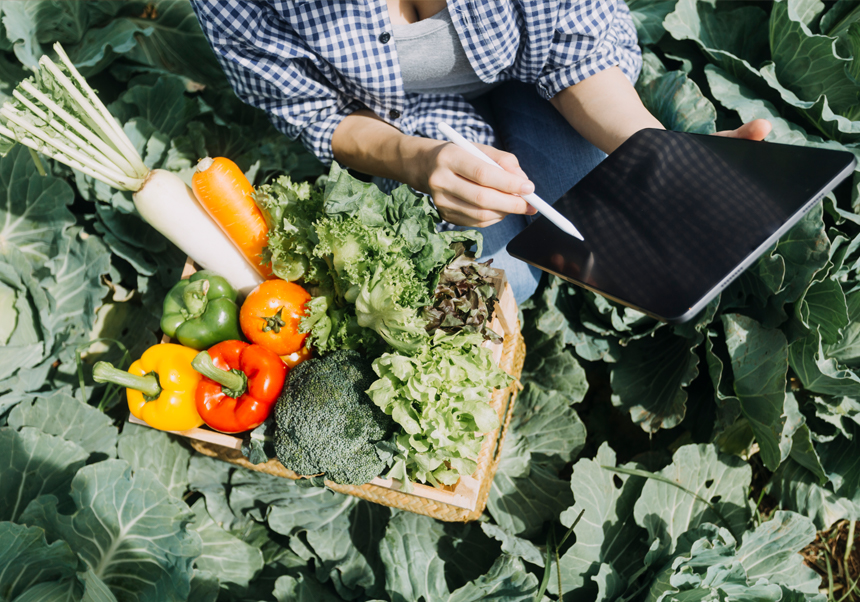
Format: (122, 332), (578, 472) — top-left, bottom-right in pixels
(240, 280), (311, 356)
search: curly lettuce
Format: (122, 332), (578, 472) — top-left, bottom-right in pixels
(262, 163), (485, 355)
(355, 259), (430, 353)
(254, 175), (327, 284)
(367, 331), (512, 487)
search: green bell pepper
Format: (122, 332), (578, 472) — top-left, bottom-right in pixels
(161, 271), (243, 350)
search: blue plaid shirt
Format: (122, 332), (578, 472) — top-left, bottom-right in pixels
(191, 0), (642, 165)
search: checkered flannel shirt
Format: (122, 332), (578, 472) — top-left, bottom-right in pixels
(191, 0), (642, 165)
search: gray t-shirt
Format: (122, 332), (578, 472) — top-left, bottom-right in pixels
(392, 6), (501, 99)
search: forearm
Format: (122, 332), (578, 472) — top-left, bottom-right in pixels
(331, 109), (438, 192)
(549, 66), (663, 154)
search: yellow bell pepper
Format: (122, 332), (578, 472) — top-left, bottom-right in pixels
(92, 344), (204, 431)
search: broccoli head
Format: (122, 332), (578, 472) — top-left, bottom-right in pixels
(273, 350), (393, 485)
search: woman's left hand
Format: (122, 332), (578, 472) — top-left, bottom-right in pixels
(711, 118), (772, 141)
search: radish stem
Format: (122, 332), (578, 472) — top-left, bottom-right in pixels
(2, 107), (134, 187)
(12, 89), (120, 175)
(53, 43), (146, 175)
(37, 56), (143, 177)
(17, 81), (139, 176)
(28, 148), (46, 176)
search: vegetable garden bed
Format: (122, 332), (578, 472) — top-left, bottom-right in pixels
(3, 1), (860, 600)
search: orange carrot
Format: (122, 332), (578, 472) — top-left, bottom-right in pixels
(191, 157), (273, 279)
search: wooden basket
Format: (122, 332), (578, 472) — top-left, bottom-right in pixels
(130, 258), (525, 522)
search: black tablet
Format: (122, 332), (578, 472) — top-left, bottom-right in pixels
(506, 129), (857, 323)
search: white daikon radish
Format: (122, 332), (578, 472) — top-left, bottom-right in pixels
(0, 42), (264, 295)
(134, 170), (265, 294)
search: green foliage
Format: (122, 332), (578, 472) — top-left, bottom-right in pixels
(2, 1), (859, 600)
(642, 512), (823, 601)
(20, 460), (202, 602)
(259, 162), (482, 354)
(116, 421), (192, 499)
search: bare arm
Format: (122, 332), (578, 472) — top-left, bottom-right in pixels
(550, 65), (772, 152)
(331, 109), (537, 227)
(548, 66), (663, 154)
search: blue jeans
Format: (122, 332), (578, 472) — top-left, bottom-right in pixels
(461, 81), (606, 304)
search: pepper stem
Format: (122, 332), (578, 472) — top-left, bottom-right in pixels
(192, 351), (247, 398)
(92, 361), (162, 399)
(183, 279), (210, 319)
(262, 308), (286, 333)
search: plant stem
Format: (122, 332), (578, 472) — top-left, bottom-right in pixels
(824, 547), (836, 602)
(38, 56), (120, 154)
(92, 361), (161, 399)
(27, 148), (46, 176)
(13, 87), (126, 177)
(29, 137), (133, 190)
(555, 528), (563, 601)
(182, 279), (210, 318)
(753, 488), (767, 524)
(558, 508), (585, 549)
(837, 577), (860, 602)
(534, 531), (553, 602)
(1, 107), (135, 188)
(52, 43), (148, 176)
(18, 80), (139, 176)
(21, 134), (132, 189)
(192, 351), (247, 396)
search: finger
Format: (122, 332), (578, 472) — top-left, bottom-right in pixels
(479, 144), (530, 179)
(433, 192), (507, 228)
(712, 118), (772, 140)
(446, 144), (534, 195)
(447, 175), (535, 215)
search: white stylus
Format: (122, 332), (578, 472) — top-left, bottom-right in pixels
(437, 121), (584, 240)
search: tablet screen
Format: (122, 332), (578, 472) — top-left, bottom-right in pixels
(506, 129), (856, 323)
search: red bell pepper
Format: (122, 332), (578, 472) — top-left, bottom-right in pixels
(191, 340), (287, 433)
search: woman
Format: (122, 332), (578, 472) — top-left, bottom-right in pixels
(191, 0), (771, 303)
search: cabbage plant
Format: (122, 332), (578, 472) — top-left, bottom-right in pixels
(0, 1), (856, 601)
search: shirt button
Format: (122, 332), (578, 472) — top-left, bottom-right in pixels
(378, 31), (391, 44)
(389, 109), (401, 119)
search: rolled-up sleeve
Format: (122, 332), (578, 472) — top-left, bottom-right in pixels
(191, 0), (360, 163)
(536, 0), (642, 100)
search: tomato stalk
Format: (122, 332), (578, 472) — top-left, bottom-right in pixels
(262, 308), (287, 333)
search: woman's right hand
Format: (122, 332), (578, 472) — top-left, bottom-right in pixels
(332, 111), (536, 227)
(414, 140), (537, 228)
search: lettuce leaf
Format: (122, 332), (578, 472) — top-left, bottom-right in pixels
(368, 331), (511, 487)
(422, 245), (504, 344)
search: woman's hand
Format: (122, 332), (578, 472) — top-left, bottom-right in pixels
(332, 110), (535, 228)
(712, 118), (772, 140)
(415, 141), (537, 228)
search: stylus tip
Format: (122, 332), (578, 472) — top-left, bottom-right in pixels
(564, 224), (585, 240)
